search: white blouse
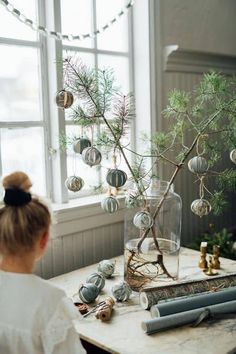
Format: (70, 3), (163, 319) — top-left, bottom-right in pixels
(0, 271), (86, 354)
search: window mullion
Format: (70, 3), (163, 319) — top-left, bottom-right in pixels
(44, 0), (68, 203)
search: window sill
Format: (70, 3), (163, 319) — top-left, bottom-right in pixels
(51, 194), (125, 238)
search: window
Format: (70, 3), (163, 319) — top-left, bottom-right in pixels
(0, 0), (47, 196)
(0, 0), (133, 203)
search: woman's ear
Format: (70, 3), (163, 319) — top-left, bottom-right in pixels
(39, 231), (49, 250)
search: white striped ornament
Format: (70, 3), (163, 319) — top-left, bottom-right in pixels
(82, 147), (102, 167)
(106, 168), (127, 188)
(188, 156), (208, 174)
(101, 196), (119, 214)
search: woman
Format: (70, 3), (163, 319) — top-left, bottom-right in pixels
(0, 171), (86, 354)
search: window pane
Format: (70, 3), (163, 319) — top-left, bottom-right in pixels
(1, 127), (46, 195)
(0, 45), (41, 122)
(66, 125), (100, 196)
(61, 0), (93, 48)
(98, 54), (130, 94)
(0, 0), (37, 41)
(96, 0), (128, 52)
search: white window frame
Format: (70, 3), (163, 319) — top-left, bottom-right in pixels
(0, 1), (155, 222)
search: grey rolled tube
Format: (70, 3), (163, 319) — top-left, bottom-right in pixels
(142, 299), (236, 335)
(150, 287), (236, 317)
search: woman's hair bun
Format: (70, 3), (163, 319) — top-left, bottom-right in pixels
(2, 171), (32, 192)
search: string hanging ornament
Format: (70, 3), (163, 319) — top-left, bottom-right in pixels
(0, 0), (135, 41)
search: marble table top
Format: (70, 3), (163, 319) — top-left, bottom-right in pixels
(49, 248), (236, 354)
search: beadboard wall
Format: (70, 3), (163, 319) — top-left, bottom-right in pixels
(34, 201), (125, 279)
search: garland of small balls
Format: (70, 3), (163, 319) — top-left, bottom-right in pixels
(0, 0), (135, 41)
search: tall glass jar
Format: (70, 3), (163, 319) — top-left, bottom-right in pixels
(124, 180), (182, 291)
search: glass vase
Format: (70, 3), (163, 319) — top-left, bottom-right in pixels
(124, 180), (182, 291)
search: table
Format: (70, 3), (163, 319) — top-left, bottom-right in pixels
(49, 248), (236, 354)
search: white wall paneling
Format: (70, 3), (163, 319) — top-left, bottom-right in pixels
(152, 0), (236, 246)
(35, 221), (124, 279)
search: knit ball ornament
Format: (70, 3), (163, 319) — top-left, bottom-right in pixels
(191, 198), (212, 217)
(133, 210), (153, 229)
(82, 147), (102, 167)
(55, 89), (74, 109)
(188, 156), (208, 174)
(97, 259), (115, 278)
(73, 138), (91, 154)
(86, 272), (105, 292)
(230, 149), (236, 164)
(78, 283), (99, 303)
(111, 281), (132, 302)
(65, 176), (84, 192)
(106, 168), (127, 188)
(101, 196), (119, 214)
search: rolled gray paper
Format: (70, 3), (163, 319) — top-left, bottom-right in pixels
(150, 286), (236, 317)
(139, 273), (236, 309)
(142, 299), (236, 335)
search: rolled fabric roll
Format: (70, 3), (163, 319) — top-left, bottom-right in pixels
(139, 273), (236, 309)
(142, 299), (236, 335)
(150, 286), (236, 317)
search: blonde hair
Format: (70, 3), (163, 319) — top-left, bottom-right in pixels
(0, 172), (51, 255)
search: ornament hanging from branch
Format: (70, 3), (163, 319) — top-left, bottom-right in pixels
(65, 176), (84, 192)
(133, 210), (154, 229)
(191, 199), (212, 217)
(82, 147), (102, 167)
(106, 168), (127, 188)
(101, 196), (119, 214)
(56, 89), (74, 109)
(73, 138), (91, 154)
(188, 156), (208, 174)
(230, 149), (236, 164)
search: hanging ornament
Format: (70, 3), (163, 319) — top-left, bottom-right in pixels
(101, 196), (119, 214)
(188, 156), (208, 174)
(78, 283), (100, 303)
(65, 176), (84, 192)
(106, 168), (127, 188)
(230, 149), (236, 164)
(133, 210), (153, 229)
(191, 199), (212, 217)
(73, 138), (91, 154)
(55, 89), (74, 109)
(86, 272), (105, 292)
(82, 147), (102, 167)
(97, 259), (115, 278)
(111, 281), (132, 302)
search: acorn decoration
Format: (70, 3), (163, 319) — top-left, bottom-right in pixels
(86, 272), (105, 292)
(133, 210), (153, 229)
(82, 147), (102, 167)
(188, 156), (208, 174)
(111, 281), (132, 302)
(230, 149), (236, 164)
(101, 196), (119, 214)
(78, 283), (100, 303)
(56, 89), (74, 109)
(106, 168), (127, 188)
(65, 176), (84, 192)
(191, 198), (212, 217)
(98, 259), (115, 278)
(73, 138), (91, 154)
